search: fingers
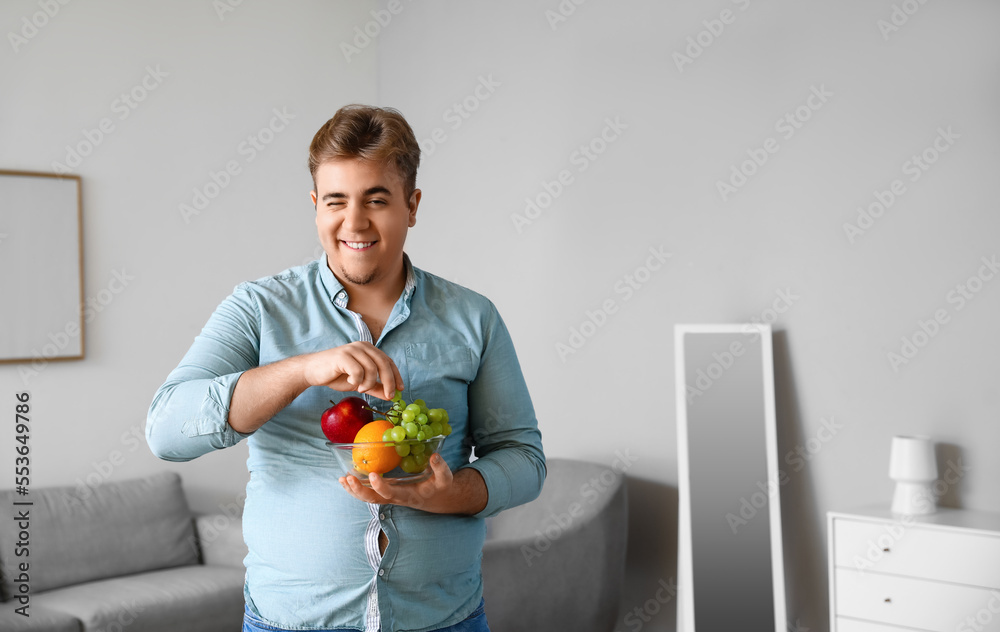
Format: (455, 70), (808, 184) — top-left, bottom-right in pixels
(341, 457), (455, 511)
(367, 472), (395, 500)
(409, 456), (453, 505)
(339, 351), (382, 394)
(368, 472), (420, 506)
(340, 473), (409, 506)
(309, 342), (404, 399)
(340, 475), (386, 504)
(341, 346), (387, 396)
(386, 361), (404, 401)
(427, 453), (452, 487)
(346, 343), (402, 400)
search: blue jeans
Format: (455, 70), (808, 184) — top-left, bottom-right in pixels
(242, 600), (490, 632)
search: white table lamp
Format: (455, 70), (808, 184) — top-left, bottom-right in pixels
(889, 435), (937, 515)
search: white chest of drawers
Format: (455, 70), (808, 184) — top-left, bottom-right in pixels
(828, 506), (1000, 632)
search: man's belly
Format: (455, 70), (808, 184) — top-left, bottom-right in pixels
(243, 467), (372, 582)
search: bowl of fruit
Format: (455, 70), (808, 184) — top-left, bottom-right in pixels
(322, 391), (452, 486)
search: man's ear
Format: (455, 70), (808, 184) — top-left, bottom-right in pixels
(408, 189), (421, 227)
(310, 190), (318, 206)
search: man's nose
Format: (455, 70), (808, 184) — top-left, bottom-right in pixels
(342, 204), (369, 231)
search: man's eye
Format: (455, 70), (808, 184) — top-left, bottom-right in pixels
(369, 199), (387, 206)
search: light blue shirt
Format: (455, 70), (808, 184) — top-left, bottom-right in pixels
(146, 256), (545, 632)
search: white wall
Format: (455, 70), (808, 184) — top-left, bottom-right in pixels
(2, 1), (999, 631)
(376, 1), (1000, 630)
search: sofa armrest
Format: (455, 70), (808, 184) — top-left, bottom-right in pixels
(194, 514), (248, 569)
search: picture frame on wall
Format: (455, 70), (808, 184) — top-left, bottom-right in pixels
(0, 170), (84, 364)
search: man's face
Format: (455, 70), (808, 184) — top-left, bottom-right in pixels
(311, 159), (419, 290)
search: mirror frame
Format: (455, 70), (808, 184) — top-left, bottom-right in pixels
(0, 169), (84, 364)
(674, 323), (785, 631)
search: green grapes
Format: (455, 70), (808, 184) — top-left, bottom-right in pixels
(369, 390), (452, 476)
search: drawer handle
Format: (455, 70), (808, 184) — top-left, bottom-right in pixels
(882, 547), (891, 553)
(884, 598), (892, 604)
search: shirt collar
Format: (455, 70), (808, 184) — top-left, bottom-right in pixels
(317, 253), (416, 309)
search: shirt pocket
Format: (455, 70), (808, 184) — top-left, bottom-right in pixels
(402, 343), (478, 405)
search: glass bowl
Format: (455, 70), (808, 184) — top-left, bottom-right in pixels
(327, 436), (446, 486)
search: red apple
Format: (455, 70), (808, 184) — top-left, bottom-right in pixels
(321, 397), (374, 443)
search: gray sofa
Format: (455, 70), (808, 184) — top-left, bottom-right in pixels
(0, 471), (246, 632)
(482, 457), (629, 631)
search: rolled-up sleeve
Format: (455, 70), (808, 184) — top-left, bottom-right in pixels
(146, 285), (261, 462)
(464, 305), (545, 518)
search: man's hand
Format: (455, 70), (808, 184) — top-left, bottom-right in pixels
(303, 341), (403, 401)
(228, 341), (403, 434)
(339, 453), (488, 515)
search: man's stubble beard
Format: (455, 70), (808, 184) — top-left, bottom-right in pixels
(339, 263), (377, 286)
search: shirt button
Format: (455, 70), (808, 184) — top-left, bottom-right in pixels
(379, 513), (385, 520)
(378, 569), (385, 577)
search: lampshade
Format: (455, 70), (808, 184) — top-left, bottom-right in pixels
(889, 435), (937, 481)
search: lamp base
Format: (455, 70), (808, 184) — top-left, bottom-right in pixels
(891, 481), (936, 515)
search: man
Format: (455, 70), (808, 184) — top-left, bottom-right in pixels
(146, 104), (545, 632)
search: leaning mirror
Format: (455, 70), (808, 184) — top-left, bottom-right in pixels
(0, 170), (84, 363)
(675, 323), (785, 631)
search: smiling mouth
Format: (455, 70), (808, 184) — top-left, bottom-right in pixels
(343, 241), (375, 251)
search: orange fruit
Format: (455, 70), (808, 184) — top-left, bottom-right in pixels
(352, 419), (402, 475)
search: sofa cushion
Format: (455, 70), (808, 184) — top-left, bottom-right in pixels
(0, 471), (198, 597)
(33, 565), (245, 632)
(195, 514), (248, 567)
(0, 601), (81, 632)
